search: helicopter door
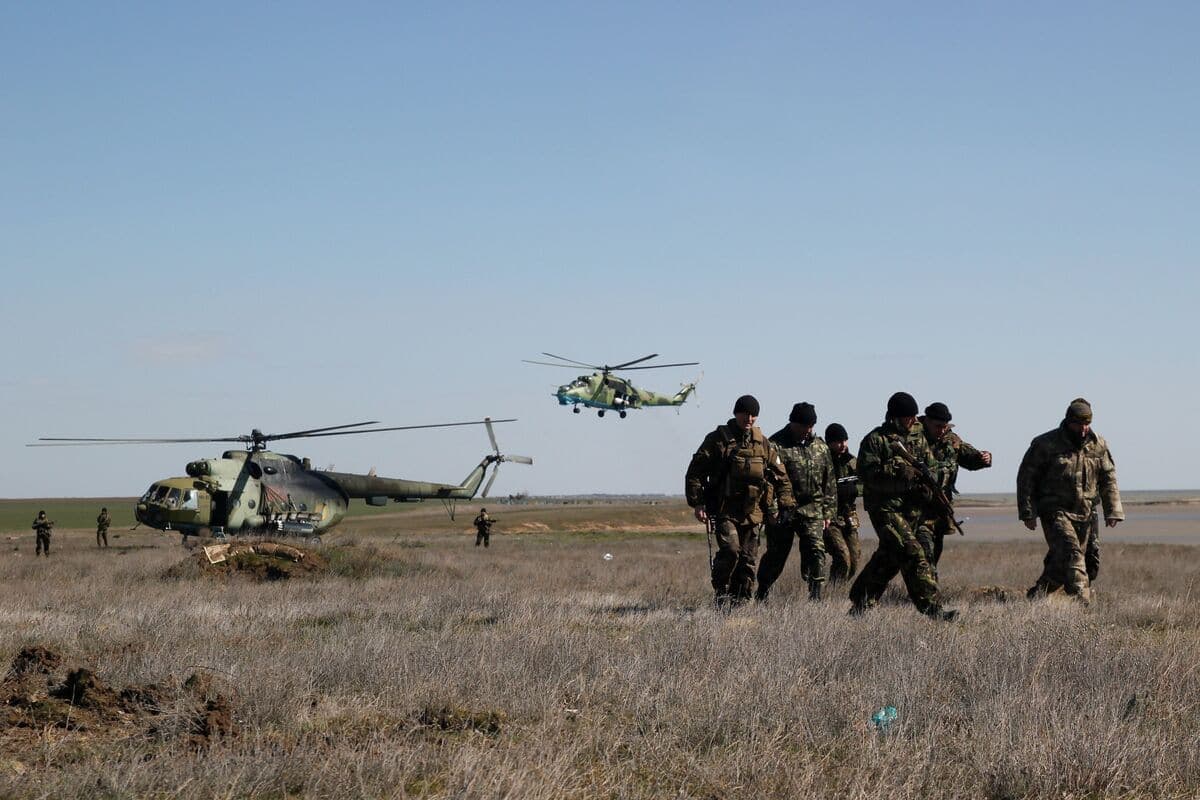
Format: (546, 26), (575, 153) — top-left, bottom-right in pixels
(211, 491), (230, 527)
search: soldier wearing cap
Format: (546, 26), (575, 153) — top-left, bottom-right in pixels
(686, 395), (796, 608)
(473, 508), (494, 547)
(32, 511), (54, 557)
(755, 402), (835, 602)
(824, 422), (861, 584)
(913, 402), (991, 577)
(1018, 398), (1123, 604)
(849, 392), (956, 620)
(96, 507), (111, 548)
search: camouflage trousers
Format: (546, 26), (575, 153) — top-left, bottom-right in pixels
(914, 513), (953, 581)
(825, 513), (861, 584)
(849, 509), (942, 616)
(755, 517), (826, 600)
(711, 517), (760, 602)
(1028, 511), (1098, 602)
(474, 526), (491, 547)
(97, 527), (109, 547)
(35, 531), (51, 556)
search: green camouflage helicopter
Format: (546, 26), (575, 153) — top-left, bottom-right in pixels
(29, 418), (531, 541)
(524, 353), (699, 418)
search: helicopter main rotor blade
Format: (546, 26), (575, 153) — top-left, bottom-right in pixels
(264, 421), (381, 440)
(612, 361), (700, 371)
(540, 352), (602, 370)
(503, 455), (534, 465)
(482, 466), (499, 498)
(295, 419), (518, 439)
(521, 359), (593, 369)
(30, 436), (249, 446)
(608, 354), (659, 370)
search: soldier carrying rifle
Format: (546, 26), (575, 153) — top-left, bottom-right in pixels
(32, 511), (54, 557)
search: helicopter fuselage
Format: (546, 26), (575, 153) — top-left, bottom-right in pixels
(135, 450), (349, 536)
(555, 373), (695, 415)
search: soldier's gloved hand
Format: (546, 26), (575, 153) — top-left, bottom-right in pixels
(777, 507), (796, 526)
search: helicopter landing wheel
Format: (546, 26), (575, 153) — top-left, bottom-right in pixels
(572, 406), (580, 414)
(598, 410), (605, 418)
(619, 410), (627, 418)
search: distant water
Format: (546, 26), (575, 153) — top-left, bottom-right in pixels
(957, 490), (1200, 507)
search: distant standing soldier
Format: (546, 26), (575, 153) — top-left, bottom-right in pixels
(755, 402), (835, 602)
(849, 392), (957, 620)
(96, 507), (111, 548)
(32, 511), (54, 557)
(686, 395), (796, 608)
(913, 403), (992, 577)
(474, 508), (494, 547)
(824, 423), (861, 585)
(1018, 398), (1123, 605)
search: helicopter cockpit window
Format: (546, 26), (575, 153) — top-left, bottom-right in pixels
(572, 378), (588, 388)
(141, 486), (156, 503)
(165, 488), (181, 509)
(153, 485), (170, 502)
(181, 489), (198, 510)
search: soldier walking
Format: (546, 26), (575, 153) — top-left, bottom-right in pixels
(1018, 398), (1123, 605)
(755, 402), (835, 602)
(686, 395), (796, 609)
(473, 508), (494, 547)
(824, 423), (861, 585)
(849, 392), (957, 620)
(96, 507), (111, 548)
(912, 403), (991, 578)
(32, 511), (53, 557)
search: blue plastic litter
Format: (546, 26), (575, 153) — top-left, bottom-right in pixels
(871, 705), (898, 731)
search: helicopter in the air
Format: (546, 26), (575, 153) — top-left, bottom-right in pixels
(29, 418), (531, 541)
(523, 353), (699, 418)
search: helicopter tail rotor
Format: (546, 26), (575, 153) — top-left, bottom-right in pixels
(480, 417), (533, 497)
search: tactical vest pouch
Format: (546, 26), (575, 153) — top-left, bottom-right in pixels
(730, 455), (765, 485)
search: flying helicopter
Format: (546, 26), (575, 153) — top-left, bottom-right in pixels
(28, 418), (531, 541)
(523, 353), (699, 418)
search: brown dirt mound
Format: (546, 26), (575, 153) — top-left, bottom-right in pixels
(967, 585), (1022, 604)
(164, 540), (328, 581)
(0, 645), (235, 747)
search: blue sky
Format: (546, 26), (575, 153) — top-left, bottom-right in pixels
(3, 2), (1196, 498)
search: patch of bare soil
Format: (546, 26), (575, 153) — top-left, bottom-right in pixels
(0, 645), (235, 748)
(163, 540), (328, 581)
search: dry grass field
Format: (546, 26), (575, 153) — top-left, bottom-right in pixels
(1, 498), (1199, 799)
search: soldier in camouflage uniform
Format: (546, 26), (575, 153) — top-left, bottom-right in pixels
(96, 507), (111, 548)
(1018, 398), (1122, 604)
(32, 511), (53, 557)
(912, 403), (991, 578)
(849, 392), (956, 620)
(473, 508), (494, 547)
(824, 423), (861, 585)
(686, 395), (796, 608)
(755, 403), (835, 602)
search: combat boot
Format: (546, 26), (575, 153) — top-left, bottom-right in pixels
(808, 581), (823, 602)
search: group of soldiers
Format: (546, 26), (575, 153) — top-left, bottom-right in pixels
(685, 392), (1123, 617)
(28, 507), (112, 556)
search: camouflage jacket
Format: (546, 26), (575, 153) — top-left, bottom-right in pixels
(831, 451), (859, 520)
(856, 420), (933, 514)
(1017, 423), (1123, 522)
(474, 512), (493, 530)
(685, 420), (795, 524)
(768, 426), (835, 520)
(31, 517), (53, 535)
(97, 511), (111, 531)
(920, 420), (990, 502)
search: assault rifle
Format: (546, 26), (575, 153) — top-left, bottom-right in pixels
(891, 441), (965, 536)
(835, 475), (859, 485)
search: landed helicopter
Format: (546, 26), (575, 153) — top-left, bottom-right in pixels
(523, 353), (699, 418)
(29, 418), (531, 541)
